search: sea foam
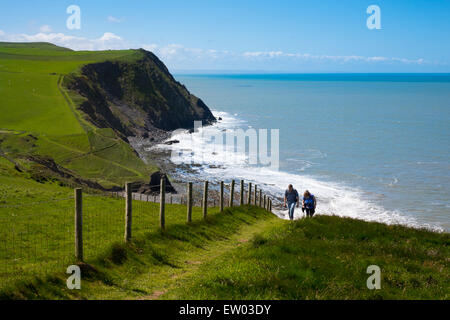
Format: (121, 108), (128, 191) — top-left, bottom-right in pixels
(150, 110), (444, 232)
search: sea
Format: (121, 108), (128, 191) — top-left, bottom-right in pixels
(150, 73), (450, 232)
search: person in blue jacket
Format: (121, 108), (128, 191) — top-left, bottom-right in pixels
(302, 190), (317, 217)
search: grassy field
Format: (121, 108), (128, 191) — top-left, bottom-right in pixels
(0, 42), (156, 189)
(0, 201), (447, 300)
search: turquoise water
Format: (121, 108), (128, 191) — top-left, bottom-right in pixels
(173, 74), (450, 231)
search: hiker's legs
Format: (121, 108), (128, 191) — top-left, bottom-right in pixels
(288, 202), (295, 220)
(306, 208), (315, 217)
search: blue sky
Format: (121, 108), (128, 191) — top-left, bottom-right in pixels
(1, 0), (449, 72)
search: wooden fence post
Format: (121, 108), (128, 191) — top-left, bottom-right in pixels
(254, 185), (258, 205)
(75, 188), (83, 261)
(125, 182), (132, 242)
(264, 194), (267, 210)
(247, 183), (252, 204)
(259, 190), (262, 207)
(229, 180), (235, 207)
(187, 182), (193, 223)
(240, 180), (244, 206)
(160, 177), (165, 230)
(203, 181), (208, 219)
(220, 181), (224, 212)
(269, 198), (272, 212)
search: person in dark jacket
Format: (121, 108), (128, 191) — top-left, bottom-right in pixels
(283, 184), (299, 220)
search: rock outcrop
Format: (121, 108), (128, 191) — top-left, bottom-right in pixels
(136, 171), (177, 195)
(63, 49), (216, 139)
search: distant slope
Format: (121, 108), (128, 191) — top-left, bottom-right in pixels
(0, 42), (73, 50)
(0, 42), (215, 189)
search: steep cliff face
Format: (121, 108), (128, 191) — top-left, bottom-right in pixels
(64, 49), (215, 138)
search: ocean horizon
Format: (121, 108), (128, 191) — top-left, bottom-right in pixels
(174, 72), (450, 81)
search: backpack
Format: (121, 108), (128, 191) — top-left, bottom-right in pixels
(304, 195), (315, 209)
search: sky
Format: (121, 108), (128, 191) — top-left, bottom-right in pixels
(0, 0), (449, 72)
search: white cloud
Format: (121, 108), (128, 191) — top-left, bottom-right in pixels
(140, 43), (428, 66)
(39, 25), (52, 33)
(242, 50), (427, 65)
(142, 44), (436, 71)
(0, 31), (128, 51)
(142, 43), (235, 62)
(142, 44), (429, 68)
(99, 32), (122, 41)
(108, 16), (124, 23)
(392, 57), (426, 65)
(243, 51), (284, 58)
(0, 29), (433, 69)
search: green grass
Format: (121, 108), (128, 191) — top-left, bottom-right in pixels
(0, 42), (155, 188)
(0, 72), (83, 136)
(0, 155), (73, 205)
(0, 200), (447, 300)
(0, 189), (225, 290)
(162, 215), (449, 300)
(0, 203), (275, 299)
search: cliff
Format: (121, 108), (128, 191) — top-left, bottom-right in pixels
(63, 49), (216, 138)
(0, 43), (215, 190)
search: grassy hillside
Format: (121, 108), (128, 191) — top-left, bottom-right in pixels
(0, 42), (159, 190)
(1, 204), (447, 300)
(164, 215), (449, 300)
(0, 205), (275, 299)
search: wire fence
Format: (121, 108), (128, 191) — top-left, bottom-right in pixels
(0, 200), (74, 288)
(0, 179), (273, 290)
(83, 195), (124, 261)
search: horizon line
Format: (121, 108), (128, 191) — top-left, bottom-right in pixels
(172, 71), (450, 75)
